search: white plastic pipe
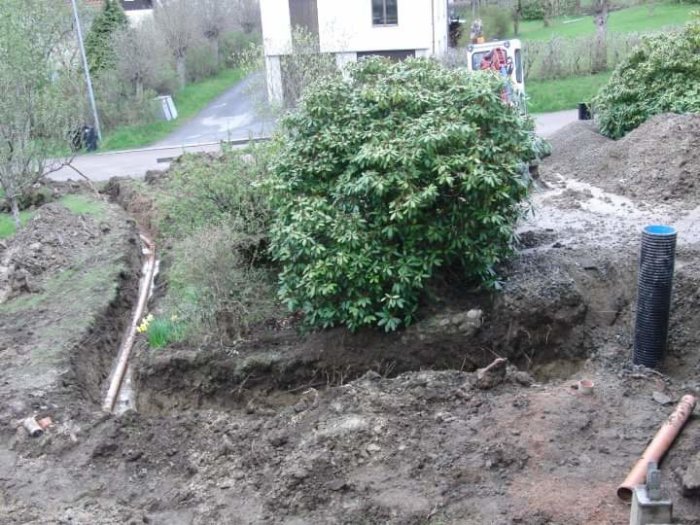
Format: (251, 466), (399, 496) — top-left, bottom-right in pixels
(102, 234), (157, 413)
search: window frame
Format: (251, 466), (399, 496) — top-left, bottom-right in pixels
(372, 0), (398, 27)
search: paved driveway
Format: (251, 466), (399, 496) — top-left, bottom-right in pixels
(51, 109), (580, 182)
(156, 73), (274, 147)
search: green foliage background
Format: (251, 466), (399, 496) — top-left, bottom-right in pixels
(593, 19), (700, 138)
(268, 58), (541, 332)
(85, 0), (128, 74)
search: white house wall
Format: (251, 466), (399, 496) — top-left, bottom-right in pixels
(432, 0), (448, 56)
(260, 0), (293, 56)
(259, 0), (449, 102)
(260, 0), (447, 56)
(125, 9), (153, 26)
(317, 1), (437, 54)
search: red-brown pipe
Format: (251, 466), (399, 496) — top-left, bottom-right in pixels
(617, 394), (696, 501)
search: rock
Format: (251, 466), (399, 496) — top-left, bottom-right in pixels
(268, 433), (289, 447)
(476, 358), (508, 390)
(451, 313), (469, 325)
(511, 370), (534, 387)
(366, 443), (381, 454)
(360, 370), (382, 382)
(467, 309), (483, 321)
(287, 466), (309, 487)
(327, 479), (348, 492)
(682, 453), (700, 496)
(652, 391), (673, 405)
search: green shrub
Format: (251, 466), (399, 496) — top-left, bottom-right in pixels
(165, 224), (279, 343)
(480, 6), (512, 39)
(157, 144), (278, 343)
(222, 30), (262, 68)
(157, 143), (273, 241)
(186, 44), (221, 83)
(522, 0), (545, 21)
(592, 21), (700, 138)
(268, 58), (542, 332)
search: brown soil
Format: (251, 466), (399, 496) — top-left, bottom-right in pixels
(0, 198), (139, 438)
(542, 113), (700, 207)
(3, 117), (700, 524)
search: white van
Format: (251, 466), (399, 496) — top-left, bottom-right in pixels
(466, 39), (525, 97)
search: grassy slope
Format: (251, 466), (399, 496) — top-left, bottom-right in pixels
(519, 2), (693, 112)
(99, 67), (245, 151)
(517, 3), (695, 41)
(527, 71), (612, 113)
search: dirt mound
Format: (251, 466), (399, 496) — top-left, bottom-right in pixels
(542, 113), (700, 206)
(0, 197), (139, 437)
(0, 203), (105, 303)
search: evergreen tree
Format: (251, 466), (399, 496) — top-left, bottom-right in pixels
(85, 0), (128, 74)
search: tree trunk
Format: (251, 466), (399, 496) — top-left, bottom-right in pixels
(10, 195), (20, 228)
(592, 1), (609, 73)
(135, 78), (144, 101)
(211, 38), (220, 69)
(175, 55), (187, 89)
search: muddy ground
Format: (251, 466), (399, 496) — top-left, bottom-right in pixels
(2, 114), (700, 524)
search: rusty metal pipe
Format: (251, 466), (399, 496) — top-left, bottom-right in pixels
(617, 394), (696, 501)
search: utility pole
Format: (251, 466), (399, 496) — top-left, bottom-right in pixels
(70, 0), (102, 144)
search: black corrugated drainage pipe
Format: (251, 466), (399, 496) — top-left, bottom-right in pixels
(633, 225), (677, 368)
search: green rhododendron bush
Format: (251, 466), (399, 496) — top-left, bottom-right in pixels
(593, 19), (700, 139)
(268, 58), (541, 331)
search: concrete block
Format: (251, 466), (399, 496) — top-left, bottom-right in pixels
(629, 486), (672, 525)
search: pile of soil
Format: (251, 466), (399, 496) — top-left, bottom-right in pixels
(0, 204), (104, 302)
(0, 197), (139, 437)
(542, 113), (700, 206)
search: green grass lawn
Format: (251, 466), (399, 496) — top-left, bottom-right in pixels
(527, 71), (612, 113)
(517, 2), (695, 41)
(0, 210), (33, 239)
(99, 67), (245, 151)
(59, 194), (106, 217)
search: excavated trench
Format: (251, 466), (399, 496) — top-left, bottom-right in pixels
(131, 245), (640, 416)
(93, 178), (668, 420)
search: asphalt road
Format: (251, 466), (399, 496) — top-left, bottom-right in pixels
(51, 105), (578, 182)
(156, 73), (275, 147)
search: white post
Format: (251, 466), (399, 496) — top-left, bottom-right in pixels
(70, 0), (102, 144)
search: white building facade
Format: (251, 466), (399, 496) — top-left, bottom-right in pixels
(259, 0), (449, 103)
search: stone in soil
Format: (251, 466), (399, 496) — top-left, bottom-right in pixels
(683, 452), (700, 497)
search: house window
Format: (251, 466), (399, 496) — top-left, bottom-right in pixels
(372, 0), (398, 26)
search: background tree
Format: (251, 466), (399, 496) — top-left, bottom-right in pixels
(196, 0), (234, 67)
(592, 0), (611, 73)
(235, 0), (262, 34)
(85, 0), (128, 74)
(113, 20), (171, 100)
(512, 0), (523, 35)
(154, 0), (201, 88)
(279, 28), (338, 107)
(0, 0), (84, 225)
